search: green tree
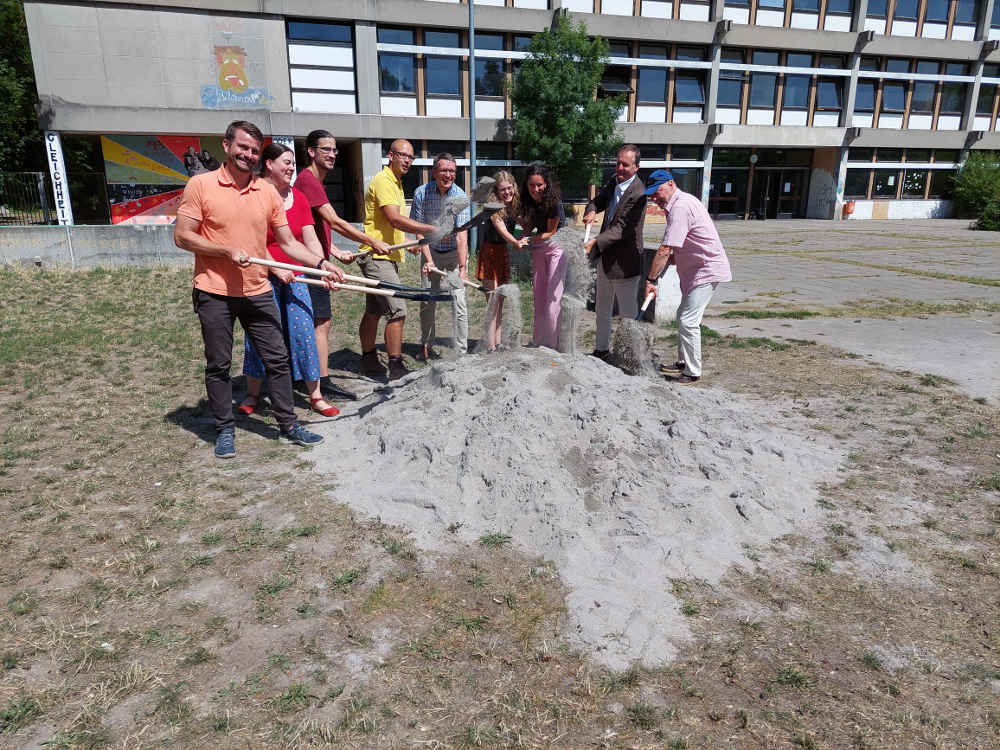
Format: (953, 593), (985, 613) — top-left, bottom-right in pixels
(508, 11), (623, 195)
(952, 150), (1000, 221)
(0, 0), (44, 170)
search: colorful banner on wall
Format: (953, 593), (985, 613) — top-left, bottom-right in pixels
(102, 135), (231, 225)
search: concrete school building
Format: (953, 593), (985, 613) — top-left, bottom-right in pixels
(22, 0), (1000, 226)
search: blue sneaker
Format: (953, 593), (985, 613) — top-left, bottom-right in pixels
(280, 423), (324, 447)
(214, 427), (236, 459)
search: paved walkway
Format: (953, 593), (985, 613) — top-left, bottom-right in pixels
(644, 220), (1000, 403)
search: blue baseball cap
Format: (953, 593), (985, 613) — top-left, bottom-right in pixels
(644, 169), (675, 196)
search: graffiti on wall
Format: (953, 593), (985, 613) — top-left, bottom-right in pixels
(102, 135), (225, 224)
(201, 45), (272, 109)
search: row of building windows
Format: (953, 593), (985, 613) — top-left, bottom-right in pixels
(287, 20), (1000, 131)
(844, 147), (957, 200)
(426, 0), (998, 40)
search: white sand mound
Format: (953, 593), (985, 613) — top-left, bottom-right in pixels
(315, 348), (841, 668)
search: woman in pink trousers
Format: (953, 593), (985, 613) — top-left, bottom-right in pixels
(519, 164), (566, 348)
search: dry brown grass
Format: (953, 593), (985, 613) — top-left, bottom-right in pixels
(1, 266), (997, 748)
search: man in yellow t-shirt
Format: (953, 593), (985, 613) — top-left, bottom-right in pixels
(358, 138), (439, 380)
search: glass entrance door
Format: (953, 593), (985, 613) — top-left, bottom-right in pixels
(749, 168), (808, 218)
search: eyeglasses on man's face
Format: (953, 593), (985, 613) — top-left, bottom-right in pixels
(391, 150), (415, 162)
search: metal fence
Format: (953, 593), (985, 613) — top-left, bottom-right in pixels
(0, 172), (54, 226)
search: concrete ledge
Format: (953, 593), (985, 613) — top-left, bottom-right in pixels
(0, 225), (369, 269)
(0, 225), (188, 268)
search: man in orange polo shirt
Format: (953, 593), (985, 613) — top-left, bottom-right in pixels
(174, 120), (346, 458)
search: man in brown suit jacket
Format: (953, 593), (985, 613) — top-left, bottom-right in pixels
(583, 144), (647, 360)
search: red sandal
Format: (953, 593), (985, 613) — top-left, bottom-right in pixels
(310, 397), (340, 417)
(237, 394), (259, 416)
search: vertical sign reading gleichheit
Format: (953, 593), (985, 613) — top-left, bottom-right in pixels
(45, 131), (74, 226)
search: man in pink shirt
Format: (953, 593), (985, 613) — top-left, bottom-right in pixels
(643, 170), (732, 384)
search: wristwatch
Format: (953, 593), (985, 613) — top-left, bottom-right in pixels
(315, 258), (326, 269)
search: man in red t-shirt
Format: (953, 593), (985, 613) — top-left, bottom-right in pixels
(294, 130), (390, 397)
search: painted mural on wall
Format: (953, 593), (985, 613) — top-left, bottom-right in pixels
(101, 135), (226, 224)
(201, 44), (273, 109)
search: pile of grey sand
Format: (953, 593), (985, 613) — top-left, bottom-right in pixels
(313, 348), (841, 669)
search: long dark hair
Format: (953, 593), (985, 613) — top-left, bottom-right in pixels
(519, 163), (561, 226)
(258, 142), (293, 176)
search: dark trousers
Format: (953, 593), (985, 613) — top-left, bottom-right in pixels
(193, 288), (296, 432)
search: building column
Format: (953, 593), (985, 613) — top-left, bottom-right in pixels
(851, 0), (869, 32)
(842, 53), (861, 127)
(700, 144), (714, 205)
(355, 21), (381, 115)
(963, 59), (985, 130)
(976, 0), (995, 40)
(705, 44), (721, 124)
(44, 131), (74, 226)
(361, 139), (385, 188)
(833, 146), (850, 220)
(710, 0), (725, 21)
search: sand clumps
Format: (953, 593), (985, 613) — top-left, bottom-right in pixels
(314, 349), (842, 669)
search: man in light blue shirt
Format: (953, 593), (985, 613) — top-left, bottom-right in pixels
(412, 152), (472, 357)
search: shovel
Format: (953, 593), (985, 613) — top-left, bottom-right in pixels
(250, 258), (453, 302)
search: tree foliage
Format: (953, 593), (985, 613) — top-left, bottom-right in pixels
(508, 11), (623, 193)
(952, 150), (1000, 222)
(0, 0), (44, 170)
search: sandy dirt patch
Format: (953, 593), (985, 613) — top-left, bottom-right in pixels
(313, 348), (843, 668)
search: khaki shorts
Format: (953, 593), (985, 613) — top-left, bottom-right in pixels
(358, 256), (407, 321)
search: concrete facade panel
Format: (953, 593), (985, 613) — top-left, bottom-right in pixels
(813, 112), (840, 127)
(290, 68), (355, 91)
(908, 114), (932, 129)
(603, 0), (635, 14)
(878, 113), (903, 128)
(937, 114), (961, 130)
(288, 45), (354, 68)
(678, 3), (710, 21)
(636, 105), (667, 122)
(291, 91), (357, 112)
(426, 98), (463, 117)
(723, 7), (749, 23)
(950, 25), (975, 40)
(823, 15), (850, 31)
(780, 110), (808, 126)
(921, 22), (947, 39)
(43, 52), (107, 82)
(673, 106), (703, 123)
(717, 107), (741, 124)
(380, 97), (419, 116)
(890, 20), (917, 37)
(747, 108), (775, 125)
(641, 1), (674, 19)
(475, 100), (506, 118)
(755, 9), (784, 27)
(864, 18), (886, 34)
(28, 4), (290, 113)
(790, 12), (819, 30)
(973, 115), (993, 129)
(806, 147), (838, 219)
